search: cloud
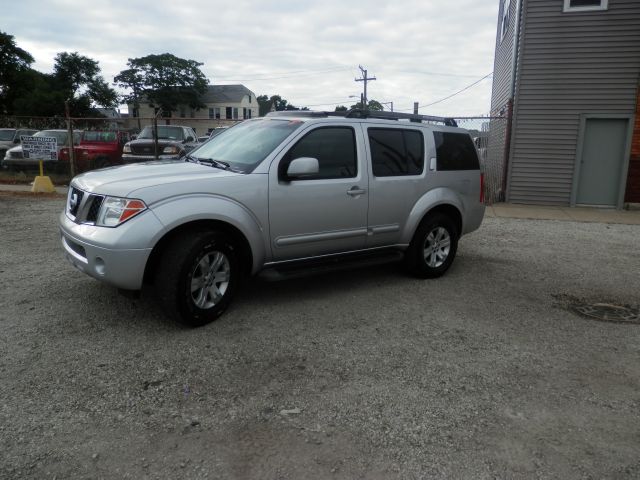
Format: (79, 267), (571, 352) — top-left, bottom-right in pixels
(6, 0), (499, 116)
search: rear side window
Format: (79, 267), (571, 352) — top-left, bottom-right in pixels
(434, 131), (480, 171)
(368, 128), (424, 176)
(281, 127), (357, 180)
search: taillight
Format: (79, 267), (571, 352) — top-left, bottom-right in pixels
(479, 172), (485, 204)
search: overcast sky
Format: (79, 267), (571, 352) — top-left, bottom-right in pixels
(4, 0), (500, 117)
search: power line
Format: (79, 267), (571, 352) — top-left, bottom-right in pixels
(215, 66), (352, 82)
(418, 72), (493, 109)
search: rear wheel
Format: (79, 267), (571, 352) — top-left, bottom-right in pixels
(92, 156), (111, 170)
(405, 213), (459, 278)
(155, 230), (240, 327)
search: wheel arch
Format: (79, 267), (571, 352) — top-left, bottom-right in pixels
(402, 189), (464, 244)
(143, 219), (254, 285)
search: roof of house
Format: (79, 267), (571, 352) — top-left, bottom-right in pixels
(202, 85), (254, 104)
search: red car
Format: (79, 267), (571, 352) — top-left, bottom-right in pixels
(61, 131), (131, 172)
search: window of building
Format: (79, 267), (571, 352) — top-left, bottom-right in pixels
(434, 132), (480, 171)
(132, 108), (139, 118)
(233, 107), (239, 120)
(563, 0), (608, 12)
(225, 107), (232, 119)
(500, 0), (511, 41)
(368, 128), (424, 177)
(214, 107), (221, 119)
(209, 108), (215, 119)
(280, 127), (357, 180)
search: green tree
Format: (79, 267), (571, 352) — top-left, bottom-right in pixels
(53, 52), (119, 115)
(350, 99), (384, 111)
(115, 53), (209, 117)
(334, 105), (348, 112)
(257, 94), (309, 116)
(0, 31), (35, 114)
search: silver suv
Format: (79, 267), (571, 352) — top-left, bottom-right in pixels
(60, 110), (485, 326)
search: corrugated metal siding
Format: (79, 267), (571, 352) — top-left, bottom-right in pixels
(508, 0), (640, 205)
(490, 0), (520, 114)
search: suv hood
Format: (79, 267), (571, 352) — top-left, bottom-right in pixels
(72, 160), (241, 199)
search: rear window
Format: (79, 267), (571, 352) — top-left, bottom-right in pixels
(434, 131), (480, 171)
(368, 128), (424, 176)
(83, 131), (117, 142)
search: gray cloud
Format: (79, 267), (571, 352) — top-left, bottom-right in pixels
(6, 0), (499, 116)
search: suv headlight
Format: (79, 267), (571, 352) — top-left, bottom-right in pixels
(96, 196), (147, 227)
(162, 146), (180, 155)
(122, 143), (131, 153)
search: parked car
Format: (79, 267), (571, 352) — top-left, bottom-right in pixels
(60, 110), (485, 327)
(0, 128), (38, 160)
(60, 130), (131, 172)
(121, 125), (199, 163)
(2, 129), (82, 170)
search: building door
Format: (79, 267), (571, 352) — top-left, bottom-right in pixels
(576, 118), (629, 207)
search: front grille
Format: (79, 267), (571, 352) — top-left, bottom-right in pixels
(9, 150), (23, 159)
(68, 187), (84, 217)
(86, 195), (104, 222)
(130, 144), (156, 155)
(66, 187), (105, 224)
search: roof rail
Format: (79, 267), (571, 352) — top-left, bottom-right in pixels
(265, 110), (346, 118)
(344, 109), (458, 127)
(265, 109), (458, 127)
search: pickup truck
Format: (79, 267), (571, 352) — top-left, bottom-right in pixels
(121, 125), (199, 163)
(61, 131), (131, 172)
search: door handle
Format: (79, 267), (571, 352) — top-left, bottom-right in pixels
(347, 186), (366, 196)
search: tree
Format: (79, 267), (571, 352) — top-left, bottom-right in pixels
(257, 94), (309, 116)
(334, 105), (348, 112)
(0, 31), (34, 114)
(350, 99), (384, 111)
(53, 52), (119, 115)
(115, 53), (209, 117)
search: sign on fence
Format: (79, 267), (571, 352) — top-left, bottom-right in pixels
(20, 136), (58, 161)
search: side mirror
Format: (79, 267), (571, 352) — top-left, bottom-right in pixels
(286, 157), (319, 179)
(185, 136), (195, 143)
(14, 138), (20, 144)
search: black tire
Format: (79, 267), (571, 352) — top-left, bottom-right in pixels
(92, 156), (110, 170)
(405, 212), (459, 278)
(155, 230), (240, 327)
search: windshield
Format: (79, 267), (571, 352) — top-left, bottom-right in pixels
(189, 119), (303, 173)
(138, 126), (184, 141)
(34, 130), (81, 146)
(36, 130), (68, 144)
(0, 129), (16, 141)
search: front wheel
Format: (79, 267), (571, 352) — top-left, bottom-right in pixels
(155, 230), (240, 327)
(405, 213), (459, 278)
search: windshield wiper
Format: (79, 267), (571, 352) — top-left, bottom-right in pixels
(184, 155), (232, 171)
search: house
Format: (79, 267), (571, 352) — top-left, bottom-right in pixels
(126, 84), (258, 135)
(490, 0), (640, 207)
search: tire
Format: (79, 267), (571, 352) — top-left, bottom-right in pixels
(155, 230), (240, 327)
(405, 213), (459, 278)
(92, 156), (110, 170)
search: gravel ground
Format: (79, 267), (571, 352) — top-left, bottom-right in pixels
(1, 192), (639, 480)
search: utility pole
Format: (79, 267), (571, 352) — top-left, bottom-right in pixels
(64, 100), (76, 178)
(355, 65), (376, 110)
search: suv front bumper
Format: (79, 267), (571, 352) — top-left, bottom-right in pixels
(59, 210), (163, 290)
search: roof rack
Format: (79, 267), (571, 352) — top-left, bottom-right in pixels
(344, 109), (458, 127)
(265, 109), (458, 127)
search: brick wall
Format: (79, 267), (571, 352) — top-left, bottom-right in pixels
(625, 86), (640, 203)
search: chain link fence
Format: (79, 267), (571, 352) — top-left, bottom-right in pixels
(454, 116), (509, 204)
(2, 114), (511, 204)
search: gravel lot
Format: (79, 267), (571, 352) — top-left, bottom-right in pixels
(1, 192), (639, 479)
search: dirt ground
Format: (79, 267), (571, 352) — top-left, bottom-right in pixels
(1, 193), (639, 479)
